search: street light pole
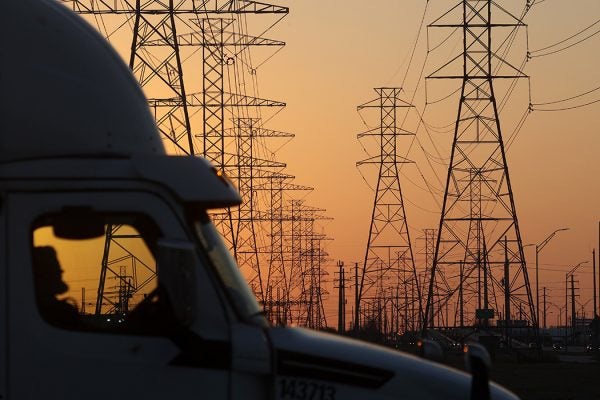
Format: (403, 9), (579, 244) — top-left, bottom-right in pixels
(536, 228), (569, 329)
(547, 302), (562, 328)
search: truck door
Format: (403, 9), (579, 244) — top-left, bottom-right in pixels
(6, 190), (231, 399)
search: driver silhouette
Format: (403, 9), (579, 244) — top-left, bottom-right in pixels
(32, 246), (80, 329)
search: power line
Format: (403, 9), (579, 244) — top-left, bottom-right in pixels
(530, 17), (600, 53)
(401, 0), (430, 90)
(505, 107), (531, 151)
(529, 19), (600, 58)
(533, 98), (600, 112)
(426, 85), (460, 105)
(532, 84), (600, 106)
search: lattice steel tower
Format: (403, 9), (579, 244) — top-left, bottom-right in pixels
(423, 1), (535, 333)
(63, 0), (291, 308)
(357, 88), (421, 332)
(257, 173), (312, 325)
(287, 201), (329, 330)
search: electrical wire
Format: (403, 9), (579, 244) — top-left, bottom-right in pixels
(400, 1), (430, 90)
(533, 98), (600, 112)
(421, 117), (455, 133)
(426, 86), (461, 105)
(530, 28), (600, 58)
(529, 17), (600, 56)
(505, 107), (531, 151)
(531, 84), (600, 105)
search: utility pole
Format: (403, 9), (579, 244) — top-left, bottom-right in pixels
(81, 287), (86, 315)
(565, 275), (568, 345)
(593, 248), (599, 349)
(460, 261), (464, 328)
(504, 237), (511, 347)
(423, 229), (436, 329)
(571, 274), (577, 344)
(593, 248), (597, 318)
(535, 228), (569, 333)
(565, 261), (588, 345)
(336, 261), (346, 334)
(354, 262), (360, 335)
(404, 282), (409, 332)
(543, 287), (547, 329)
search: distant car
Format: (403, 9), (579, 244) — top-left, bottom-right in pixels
(552, 343), (564, 351)
(447, 342), (463, 353)
(585, 344), (599, 352)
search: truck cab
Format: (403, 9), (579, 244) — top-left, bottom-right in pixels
(0, 0), (519, 399)
(0, 155), (271, 399)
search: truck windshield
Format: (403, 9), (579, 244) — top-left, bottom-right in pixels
(193, 215), (266, 326)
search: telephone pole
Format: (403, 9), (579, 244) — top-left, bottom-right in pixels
(336, 261), (346, 334)
(543, 287), (547, 329)
(570, 274), (577, 343)
(593, 248), (597, 318)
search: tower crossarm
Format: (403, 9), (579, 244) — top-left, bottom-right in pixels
(224, 123), (294, 138)
(175, 29), (285, 47)
(226, 160), (286, 172)
(148, 92), (284, 108)
(61, 0), (288, 14)
(357, 126), (414, 138)
(356, 155), (414, 166)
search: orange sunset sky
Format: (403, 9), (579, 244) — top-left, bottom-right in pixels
(71, 0), (599, 327)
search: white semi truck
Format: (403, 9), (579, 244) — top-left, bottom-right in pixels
(0, 1), (519, 399)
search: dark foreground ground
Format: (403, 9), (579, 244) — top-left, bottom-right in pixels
(442, 351), (600, 400)
(491, 360), (600, 400)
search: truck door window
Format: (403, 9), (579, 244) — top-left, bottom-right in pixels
(32, 214), (176, 335)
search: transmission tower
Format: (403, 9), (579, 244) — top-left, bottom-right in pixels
(95, 225), (155, 317)
(63, 0), (286, 154)
(282, 200), (330, 329)
(196, 17), (285, 167)
(254, 173), (313, 325)
(64, 1), (335, 328)
(62, 1), (287, 181)
(423, 1), (535, 334)
(356, 87), (421, 332)
(63, 0), (292, 304)
(228, 118), (296, 304)
(416, 228), (437, 329)
(191, 12), (286, 291)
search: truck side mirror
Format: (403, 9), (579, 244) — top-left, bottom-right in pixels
(157, 239), (198, 327)
(464, 342), (491, 400)
(52, 207), (105, 239)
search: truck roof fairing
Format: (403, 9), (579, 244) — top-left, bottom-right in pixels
(1, 0), (164, 162)
(0, 155), (241, 209)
